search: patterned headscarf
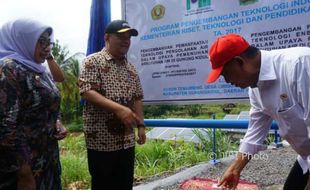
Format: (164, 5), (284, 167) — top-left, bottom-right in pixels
(0, 19), (53, 73)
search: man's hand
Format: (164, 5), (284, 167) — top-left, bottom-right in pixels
(218, 166), (240, 190)
(116, 107), (140, 129)
(218, 152), (251, 189)
(16, 164), (36, 190)
(82, 91), (142, 129)
(137, 127), (146, 145)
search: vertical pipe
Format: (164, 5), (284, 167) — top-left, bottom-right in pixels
(212, 114), (216, 160)
(274, 129), (278, 145)
(209, 114), (220, 165)
(273, 129), (282, 148)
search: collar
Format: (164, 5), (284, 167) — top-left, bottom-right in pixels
(101, 48), (113, 61)
(101, 48), (127, 64)
(257, 50), (277, 86)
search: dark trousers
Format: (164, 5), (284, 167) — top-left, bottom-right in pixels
(284, 160), (309, 190)
(87, 147), (135, 190)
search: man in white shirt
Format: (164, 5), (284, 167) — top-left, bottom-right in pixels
(206, 33), (310, 190)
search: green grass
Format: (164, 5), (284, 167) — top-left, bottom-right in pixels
(59, 133), (90, 189)
(134, 139), (211, 179)
(59, 129), (237, 189)
(64, 121), (83, 133)
(61, 153), (90, 189)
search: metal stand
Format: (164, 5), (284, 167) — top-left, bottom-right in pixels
(209, 114), (220, 165)
(271, 130), (283, 148)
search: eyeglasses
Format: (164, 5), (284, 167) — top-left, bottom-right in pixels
(38, 37), (55, 49)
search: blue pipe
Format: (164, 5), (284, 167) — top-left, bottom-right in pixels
(144, 119), (278, 130)
(274, 130), (278, 144)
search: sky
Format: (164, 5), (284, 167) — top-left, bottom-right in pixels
(0, 0), (122, 55)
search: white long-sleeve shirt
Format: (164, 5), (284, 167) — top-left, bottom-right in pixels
(239, 47), (310, 173)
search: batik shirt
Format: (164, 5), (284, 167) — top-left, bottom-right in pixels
(79, 48), (144, 152)
(0, 59), (62, 189)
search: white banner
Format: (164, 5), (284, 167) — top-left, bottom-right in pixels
(123, 0), (310, 103)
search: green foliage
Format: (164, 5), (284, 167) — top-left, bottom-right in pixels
(60, 129), (239, 188)
(144, 105), (179, 118)
(61, 154), (90, 189)
(134, 139), (208, 178)
(52, 41), (84, 124)
(135, 140), (171, 175)
(59, 134), (90, 189)
(65, 120), (83, 132)
(144, 103), (250, 119)
(265, 133), (276, 145)
(59, 133), (86, 153)
(193, 128), (238, 159)
(185, 104), (203, 116)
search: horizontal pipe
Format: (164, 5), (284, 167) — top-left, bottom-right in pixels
(144, 119), (278, 130)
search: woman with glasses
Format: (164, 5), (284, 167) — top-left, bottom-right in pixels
(0, 19), (67, 190)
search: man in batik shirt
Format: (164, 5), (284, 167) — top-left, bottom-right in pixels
(79, 20), (146, 190)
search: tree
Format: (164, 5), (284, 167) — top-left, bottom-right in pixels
(52, 40), (85, 123)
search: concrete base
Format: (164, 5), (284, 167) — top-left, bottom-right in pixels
(270, 142), (283, 149)
(133, 156), (234, 190)
(208, 159), (220, 165)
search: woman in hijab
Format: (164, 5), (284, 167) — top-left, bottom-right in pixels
(0, 19), (67, 190)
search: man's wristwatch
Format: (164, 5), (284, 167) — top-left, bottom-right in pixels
(46, 53), (54, 61)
